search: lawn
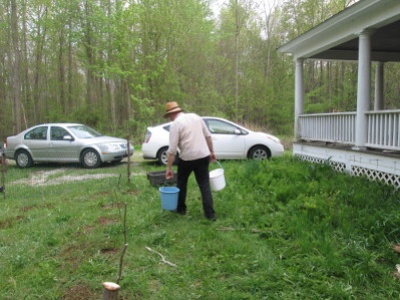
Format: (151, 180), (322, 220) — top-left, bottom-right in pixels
(1, 152), (400, 299)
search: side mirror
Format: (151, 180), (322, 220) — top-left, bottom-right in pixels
(63, 135), (74, 141)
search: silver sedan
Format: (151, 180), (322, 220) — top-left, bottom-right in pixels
(5, 123), (134, 168)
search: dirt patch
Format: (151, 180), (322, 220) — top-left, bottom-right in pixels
(82, 225), (95, 234)
(8, 168), (147, 187)
(62, 284), (99, 300)
(9, 168), (119, 187)
(100, 247), (119, 255)
(0, 218), (15, 229)
(98, 216), (116, 225)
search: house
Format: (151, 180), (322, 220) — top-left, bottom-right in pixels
(278, 0), (400, 188)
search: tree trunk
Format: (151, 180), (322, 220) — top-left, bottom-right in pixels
(102, 282), (120, 300)
(68, 18), (73, 113)
(11, 0), (21, 133)
(107, 79), (116, 127)
(33, 6), (47, 125)
(21, 0), (32, 126)
(59, 28), (66, 114)
(234, 0), (240, 122)
(84, 1), (96, 107)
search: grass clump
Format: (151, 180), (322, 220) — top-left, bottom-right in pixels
(1, 155), (400, 299)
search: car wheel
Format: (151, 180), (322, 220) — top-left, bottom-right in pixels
(157, 147), (168, 165)
(157, 147), (180, 165)
(248, 146), (270, 160)
(81, 149), (101, 168)
(15, 150), (33, 168)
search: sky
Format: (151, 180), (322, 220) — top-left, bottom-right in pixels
(210, 0), (285, 18)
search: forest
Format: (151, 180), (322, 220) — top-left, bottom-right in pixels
(2, 0), (399, 144)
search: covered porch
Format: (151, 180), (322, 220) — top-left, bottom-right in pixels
(278, 0), (400, 187)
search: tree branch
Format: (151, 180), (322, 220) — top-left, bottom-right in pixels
(146, 247), (177, 267)
(116, 202), (128, 284)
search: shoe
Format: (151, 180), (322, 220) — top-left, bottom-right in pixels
(176, 210), (186, 215)
(205, 215), (216, 221)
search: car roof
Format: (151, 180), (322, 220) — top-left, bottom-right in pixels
(150, 116), (222, 125)
(34, 123), (84, 127)
(148, 116), (235, 129)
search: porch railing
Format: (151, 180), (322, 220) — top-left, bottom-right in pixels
(366, 110), (400, 150)
(298, 110), (400, 151)
(298, 112), (356, 144)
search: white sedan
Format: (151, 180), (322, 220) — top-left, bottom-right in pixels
(142, 117), (284, 165)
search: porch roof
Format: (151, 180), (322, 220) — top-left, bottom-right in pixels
(278, 0), (400, 62)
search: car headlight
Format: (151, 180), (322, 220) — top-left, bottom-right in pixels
(258, 132), (281, 144)
(267, 135), (281, 144)
(99, 143), (121, 153)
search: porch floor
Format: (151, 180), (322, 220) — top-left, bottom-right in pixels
(299, 140), (400, 158)
(293, 141), (400, 188)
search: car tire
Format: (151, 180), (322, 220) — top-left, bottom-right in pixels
(15, 150), (33, 168)
(157, 147), (179, 165)
(248, 146), (270, 160)
(157, 147), (168, 165)
(81, 149), (101, 168)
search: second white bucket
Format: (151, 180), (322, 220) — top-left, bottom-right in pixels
(209, 161), (226, 191)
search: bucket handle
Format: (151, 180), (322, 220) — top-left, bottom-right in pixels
(211, 160), (223, 170)
(163, 174), (177, 187)
(163, 179), (175, 187)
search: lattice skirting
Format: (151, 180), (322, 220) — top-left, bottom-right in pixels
(296, 154), (400, 189)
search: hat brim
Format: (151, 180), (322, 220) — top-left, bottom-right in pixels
(163, 107), (183, 117)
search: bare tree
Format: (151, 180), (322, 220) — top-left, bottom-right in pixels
(10, 0), (22, 133)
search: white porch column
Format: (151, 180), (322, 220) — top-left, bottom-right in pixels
(354, 30), (372, 150)
(374, 61), (384, 110)
(294, 58), (304, 141)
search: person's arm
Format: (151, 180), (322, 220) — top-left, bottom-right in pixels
(206, 136), (216, 161)
(166, 123), (179, 179)
(166, 152), (175, 179)
(200, 119), (216, 161)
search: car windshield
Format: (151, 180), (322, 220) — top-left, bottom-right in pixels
(67, 125), (103, 138)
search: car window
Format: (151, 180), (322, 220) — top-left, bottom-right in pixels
(205, 119), (237, 134)
(24, 126), (48, 140)
(51, 126), (70, 141)
(68, 125), (102, 138)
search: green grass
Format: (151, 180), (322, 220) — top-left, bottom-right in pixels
(1, 153), (400, 299)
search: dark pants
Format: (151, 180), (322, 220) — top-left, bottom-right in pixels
(177, 156), (215, 217)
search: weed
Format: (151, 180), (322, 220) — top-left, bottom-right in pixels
(0, 156), (400, 299)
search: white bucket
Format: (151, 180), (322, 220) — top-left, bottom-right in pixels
(209, 161), (226, 191)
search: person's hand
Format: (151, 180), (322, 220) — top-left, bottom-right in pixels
(210, 152), (216, 162)
(166, 169), (174, 180)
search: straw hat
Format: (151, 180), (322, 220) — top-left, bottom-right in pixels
(164, 102), (183, 117)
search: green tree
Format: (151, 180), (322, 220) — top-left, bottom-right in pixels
(0, 0), (371, 143)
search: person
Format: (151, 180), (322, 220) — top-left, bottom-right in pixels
(164, 101), (217, 221)
(0, 145), (4, 193)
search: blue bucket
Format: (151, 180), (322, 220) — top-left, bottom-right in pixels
(159, 186), (179, 210)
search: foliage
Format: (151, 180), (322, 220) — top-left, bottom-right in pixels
(1, 154), (400, 299)
(1, 0), (399, 143)
(0, 0), (359, 143)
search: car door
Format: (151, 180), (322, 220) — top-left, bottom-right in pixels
(48, 126), (80, 162)
(23, 126), (50, 161)
(203, 118), (246, 159)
